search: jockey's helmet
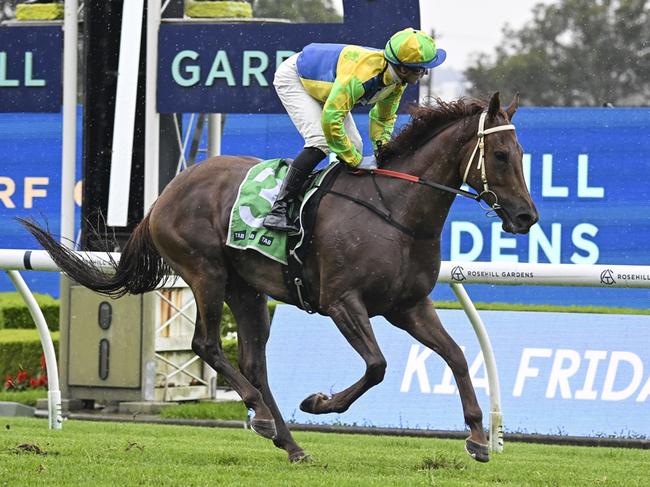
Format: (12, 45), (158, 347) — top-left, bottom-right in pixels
(384, 28), (446, 69)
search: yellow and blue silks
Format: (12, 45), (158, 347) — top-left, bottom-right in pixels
(296, 43), (406, 166)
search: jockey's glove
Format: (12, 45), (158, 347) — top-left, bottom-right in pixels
(357, 155), (378, 171)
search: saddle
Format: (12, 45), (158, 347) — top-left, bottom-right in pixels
(225, 157), (343, 314)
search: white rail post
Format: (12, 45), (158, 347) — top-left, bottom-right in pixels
(450, 283), (503, 453)
(6, 271), (63, 430)
(61, 0), (77, 247)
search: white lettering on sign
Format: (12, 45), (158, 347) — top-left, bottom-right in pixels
(601, 351), (644, 401)
(449, 221), (599, 264)
(400, 344), (489, 395)
(546, 349), (581, 399)
(205, 51), (236, 87)
(574, 350), (608, 400)
(400, 344), (433, 393)
(0, 51), (46, 87)
(0, 176), (49, 209)
(171, 49), (297, 88)
(513, 348), (649, 401)
(513, 348), (553, 397)
(448, 152), (606, 264)
(542, 154), (569, 197)
(536, 154), (604, 199)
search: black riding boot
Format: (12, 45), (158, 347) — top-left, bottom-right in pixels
(263, 147), (326, 232)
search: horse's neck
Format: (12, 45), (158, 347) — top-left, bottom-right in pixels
(383, 121), (475, 236)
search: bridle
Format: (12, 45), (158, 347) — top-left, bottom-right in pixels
(461, 110), (516, 212)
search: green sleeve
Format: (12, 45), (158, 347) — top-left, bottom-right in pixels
(322, 76), (365, 166)
(369, 83), (406, 151)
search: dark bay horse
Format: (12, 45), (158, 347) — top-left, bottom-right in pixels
(22, 92), (537, 463)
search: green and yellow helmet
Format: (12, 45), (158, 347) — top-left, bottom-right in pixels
(384, 28), (446, 69)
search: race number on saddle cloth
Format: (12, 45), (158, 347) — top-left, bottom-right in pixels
(227, 158), (339, 264)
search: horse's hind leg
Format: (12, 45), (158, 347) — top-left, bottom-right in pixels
(385, 298), (490, 463)
(226, 273), (307, 462)
(300, 293), (387, 414)
(188, 265), (277, 440)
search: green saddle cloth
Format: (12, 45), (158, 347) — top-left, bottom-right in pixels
(226, 158), (337, 264)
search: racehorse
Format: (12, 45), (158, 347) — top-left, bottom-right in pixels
(21, 92), (537, 463)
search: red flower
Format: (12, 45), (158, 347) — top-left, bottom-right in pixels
(40, 353), (47, 372)
(4, 376), (14, 390)
(16, 370), (28, 383)
(38, 375), (47, 387)
(29, 378), (39, 388)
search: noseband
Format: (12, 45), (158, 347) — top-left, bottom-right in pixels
(462, 111), (516, 213)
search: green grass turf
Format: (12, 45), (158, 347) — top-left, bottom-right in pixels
(0, 418), (648, 486)
(0, 389), (46, 407)
(160, 400), (248, 421)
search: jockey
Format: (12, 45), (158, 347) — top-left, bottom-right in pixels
(263, 28), (446, 232)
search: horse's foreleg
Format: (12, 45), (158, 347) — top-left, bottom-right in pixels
(190, 271), (276, 440)
(385, 298), (489, 463)
(226, 278), (307, 462)
(301, 293), (387, 415)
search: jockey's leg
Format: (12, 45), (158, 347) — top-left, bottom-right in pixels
(263, 147), (325, 232)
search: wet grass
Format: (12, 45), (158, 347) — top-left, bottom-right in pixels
(0, 417), (648, 486)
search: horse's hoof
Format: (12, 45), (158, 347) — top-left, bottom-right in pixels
(465, 438), (490, 463)
(300, 393), (329, 414)
(250, 418), (277, 440)
(288, 451), (311, 463)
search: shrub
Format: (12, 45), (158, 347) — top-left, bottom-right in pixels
(0, 292), (59, 331)
(0, 329), (59, 381)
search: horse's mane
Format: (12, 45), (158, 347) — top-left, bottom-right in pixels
(378, 97), (486, 162)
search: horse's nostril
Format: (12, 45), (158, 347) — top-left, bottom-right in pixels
(516, 213), (535, 226)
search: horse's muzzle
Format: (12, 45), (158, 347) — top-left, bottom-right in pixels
(499, 206), (539, 234)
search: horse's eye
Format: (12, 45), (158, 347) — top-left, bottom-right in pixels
(494, 151), (508, 163)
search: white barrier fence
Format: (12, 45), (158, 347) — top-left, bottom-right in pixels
(1, 249), (649, 451)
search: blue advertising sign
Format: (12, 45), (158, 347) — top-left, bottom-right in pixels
(267, 305), (650, 437)
(0, 109), (82, 296)
(0, 26), (62, 112)
(157, 0), (420, 113)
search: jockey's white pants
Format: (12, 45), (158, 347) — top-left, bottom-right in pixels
(273, 53), (363, 157)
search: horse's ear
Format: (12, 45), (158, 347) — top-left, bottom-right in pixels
(487, 92), (501, 119)
(506, 93), (520, 120)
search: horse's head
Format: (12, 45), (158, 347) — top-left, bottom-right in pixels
(462, 92), (539, 234)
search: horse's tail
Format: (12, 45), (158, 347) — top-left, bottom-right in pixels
(18, 213), (173, 298)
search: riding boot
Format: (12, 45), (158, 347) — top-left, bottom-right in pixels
(263, 147), (326, 232)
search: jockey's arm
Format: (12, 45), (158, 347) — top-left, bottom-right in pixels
(369, 83), (406, 152)
(321, 76), (364, 167)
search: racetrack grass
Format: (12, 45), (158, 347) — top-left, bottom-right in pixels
(160, 400), (248, 421)
(1, 418), (648, 486)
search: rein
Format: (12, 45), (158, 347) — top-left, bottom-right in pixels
(327, 111), (517, 239)
(364, 168), (481, 202)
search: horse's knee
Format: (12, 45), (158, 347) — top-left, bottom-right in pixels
(366, 359), (387, 386)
